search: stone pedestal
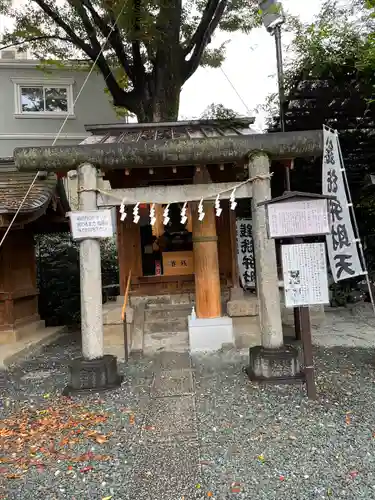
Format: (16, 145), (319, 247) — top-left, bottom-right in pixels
(188, 316), (234, 352)
(227, 296), (258, 317)
(229, 286), (244, 301)
(246, 345), (302, 383)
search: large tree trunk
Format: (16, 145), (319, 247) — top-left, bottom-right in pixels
(132, 0), (182, 123)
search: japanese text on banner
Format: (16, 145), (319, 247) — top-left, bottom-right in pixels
(236, 218), (256, 288)
(322, 128), (363, 282)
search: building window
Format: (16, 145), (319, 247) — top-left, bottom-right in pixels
(12, 78), (74, 118)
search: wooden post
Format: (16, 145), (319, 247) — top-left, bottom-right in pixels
(152, 204), (164, 238)
(192, 166), (221, 318)
(116, 208), (142, 294)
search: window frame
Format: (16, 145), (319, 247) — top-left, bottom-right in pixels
(12, 77), (75, 119)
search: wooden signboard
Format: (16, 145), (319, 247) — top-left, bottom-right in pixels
(162, 251), (194, 276)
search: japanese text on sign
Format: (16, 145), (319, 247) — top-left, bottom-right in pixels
(69, 210), (114, 240)
(162, 251), (193, 276)
(322, 128), (363, 282)
(281, 243), (329, 307)
(267, 199), (330, 238)
(236, 218), (256, 288)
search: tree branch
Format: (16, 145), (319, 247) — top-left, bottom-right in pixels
(131, 0), (145, 90)
(80, 0), (134, 80)
(183, 0), (220, 56)
(0, 36), (72, 51)
(33, 0), (95, 57)
(182, 0), (227, 81)
(34, 0), (137, 112)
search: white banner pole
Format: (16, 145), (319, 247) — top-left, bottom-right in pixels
(335, 129), (375, 314)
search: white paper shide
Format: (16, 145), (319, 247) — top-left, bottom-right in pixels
(322, 128), (363, 282)
(282, 243), (329, 308)
(69, 210), (114, 240)
(236, 218), (256, 288)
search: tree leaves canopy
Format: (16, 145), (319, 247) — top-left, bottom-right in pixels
(0, 0), (261, 120)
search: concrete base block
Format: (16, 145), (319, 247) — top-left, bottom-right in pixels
(233, 316), (261, 349)
(188, 316), (234, 353)
(227, 297), (258, 317)
(246, 345), (303, 383)
(0, 319), (45, 344)
(230, 287), (244, 301)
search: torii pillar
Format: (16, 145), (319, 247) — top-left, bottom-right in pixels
(246, 153), (301, 383)
(64, 162), (122, 395)
(188, 166), (234, 352)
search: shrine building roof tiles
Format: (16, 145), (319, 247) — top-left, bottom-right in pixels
(80, 117), (258, 146)
(0, 158), (59, 214)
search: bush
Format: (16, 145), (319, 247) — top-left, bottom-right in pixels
(35, 233), (119, 326)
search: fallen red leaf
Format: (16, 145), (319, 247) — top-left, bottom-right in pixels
(80, 466), (94, 473)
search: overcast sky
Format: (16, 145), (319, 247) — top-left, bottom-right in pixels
(180, 0), (325, 128)
(1, 0), (325, 128)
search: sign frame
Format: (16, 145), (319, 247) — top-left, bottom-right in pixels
(259, 191), (335, 240)
(68, 209), (114, 240)
(281, 242), (330, 308)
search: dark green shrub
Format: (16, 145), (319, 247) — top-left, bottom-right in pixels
(35, 234), (119, 326)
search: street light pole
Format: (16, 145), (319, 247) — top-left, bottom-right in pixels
(274, 24), (290, 190)
(259, 0), (290, 191)
(259, 0), (302, 339)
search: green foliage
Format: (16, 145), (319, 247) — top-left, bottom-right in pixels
(200, 102), (239, 119)
(0, 0), (260, 120)
(36, 233), (119, 326)
(101, 238), (120, 287)
(36, 233), (80, 326)
(265, 0), (375, 276)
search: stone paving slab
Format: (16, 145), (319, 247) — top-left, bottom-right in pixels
(141, 395), (197, 443)
(151, 368), (194, 397)
(151, 351), (192, 371)
(127, 440), (201, 500)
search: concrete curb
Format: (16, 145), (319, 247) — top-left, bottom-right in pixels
(1, 326), (68, 369)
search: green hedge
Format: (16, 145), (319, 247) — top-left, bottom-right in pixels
(35, 233), (119, 326)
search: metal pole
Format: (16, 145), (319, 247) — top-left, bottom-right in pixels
(299, 304), (317, 399)
(274, 24), (290, 191)
(78, 163), (104, 360)
(123, 313), (129, 363)
(274, 23), (302, 340)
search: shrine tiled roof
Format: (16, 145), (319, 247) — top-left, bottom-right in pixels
(0, 159), (57, 214)
(80, 117), (258, 145)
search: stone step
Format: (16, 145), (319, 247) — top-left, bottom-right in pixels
(145, 307), (191, 322)
(144, 317), (188, 335)
(130, 293), (193, 308)
(146, 302), (193, 311)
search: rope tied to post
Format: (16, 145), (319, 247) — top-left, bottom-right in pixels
(249, 173), (273, 183)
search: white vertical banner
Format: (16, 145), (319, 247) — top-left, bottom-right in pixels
(236, 218), (256, 288)
(322, 127), (363, 282)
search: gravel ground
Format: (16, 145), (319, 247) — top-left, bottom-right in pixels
(1, 332), (375, 499)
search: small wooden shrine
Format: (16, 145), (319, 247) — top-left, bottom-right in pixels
(0, 158), (69, 343)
